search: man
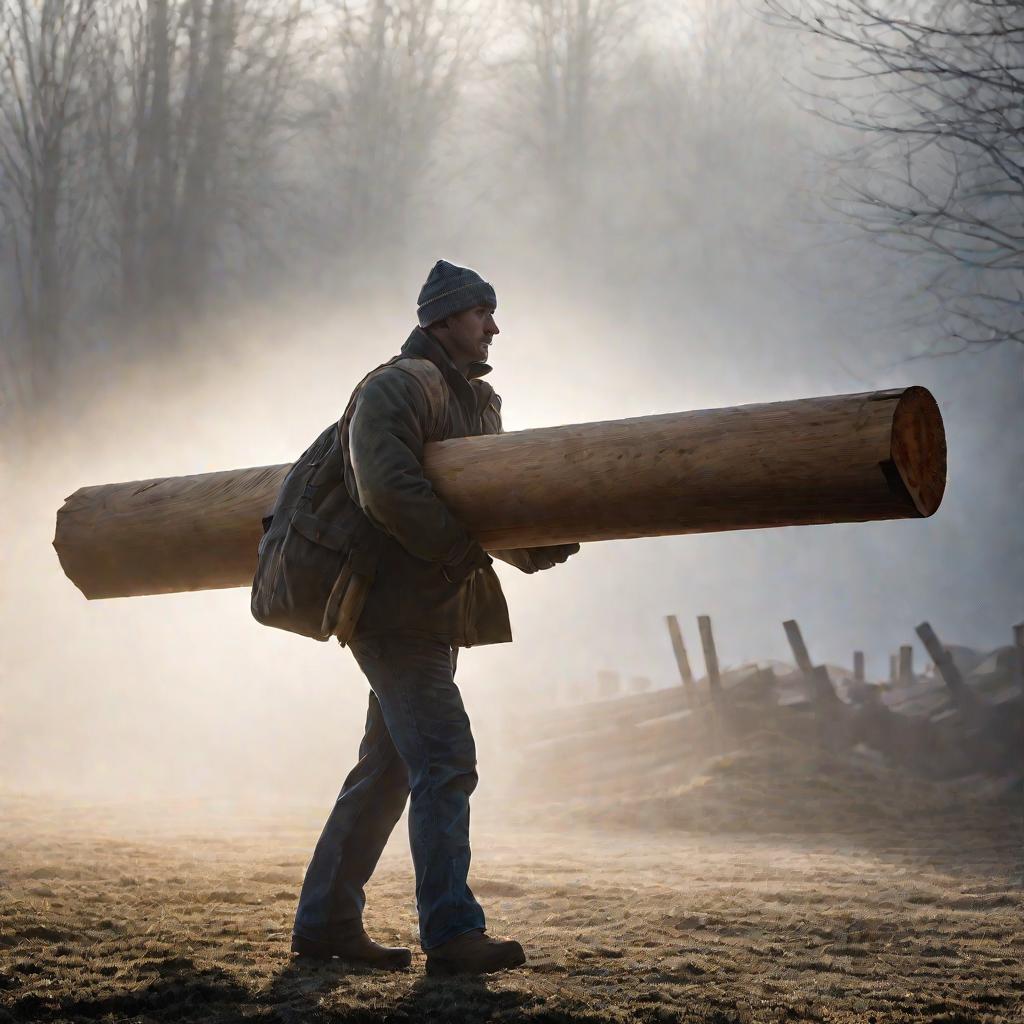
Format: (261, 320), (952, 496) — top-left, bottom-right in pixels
(291, 260), (579, 974)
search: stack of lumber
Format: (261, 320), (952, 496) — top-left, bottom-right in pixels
(508, 621), (1024, 801)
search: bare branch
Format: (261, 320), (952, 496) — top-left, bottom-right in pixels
(765, 0), (1024, 349)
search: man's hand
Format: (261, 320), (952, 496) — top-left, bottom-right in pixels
(527, 543), (580, 571)
(442, 543), (493, 584)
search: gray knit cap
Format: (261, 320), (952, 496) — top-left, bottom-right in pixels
(417, 260), (497, 327)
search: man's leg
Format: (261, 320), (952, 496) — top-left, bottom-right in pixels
(350, 634), (486, 950)
(293, 686), (410, 944)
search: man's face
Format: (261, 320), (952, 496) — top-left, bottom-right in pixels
(436, 306), (500, 367)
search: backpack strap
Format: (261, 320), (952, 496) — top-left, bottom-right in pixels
(392, 357), (448, 439)
(472, 380), (503, 435)
(338, 354), (447, 507)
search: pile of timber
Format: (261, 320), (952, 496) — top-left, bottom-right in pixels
(508, 617), (1024, 800)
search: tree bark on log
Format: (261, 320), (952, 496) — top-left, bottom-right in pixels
(54, 386), (946, 599)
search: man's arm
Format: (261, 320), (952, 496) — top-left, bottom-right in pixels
(491, 549), (536, 572)
(492, 545), (580, 573)
(348, 368), (487, 576)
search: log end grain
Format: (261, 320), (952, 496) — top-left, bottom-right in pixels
(889, 386), (946, 517)
(53, 464), (289, 599)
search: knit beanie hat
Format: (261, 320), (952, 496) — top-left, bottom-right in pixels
(417, 260), (497, 328)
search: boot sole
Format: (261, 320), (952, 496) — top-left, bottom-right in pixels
(425, 952), (527, 976)
(292, 950), (412, 971)
(291, 937), (412, 970)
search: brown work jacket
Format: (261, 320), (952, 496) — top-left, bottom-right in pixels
(345, 327), (536, 647)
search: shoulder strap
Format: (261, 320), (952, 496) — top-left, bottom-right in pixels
(471, 379), (503, 436)
(308, 356), (403, 490)
(340, 355), (403, 426)
(338, 355), (447, 505)
(392, 357), (448, 439)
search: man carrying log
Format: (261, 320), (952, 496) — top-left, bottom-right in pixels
(51, 268), (946, 972)
(290, 260), (579, 974)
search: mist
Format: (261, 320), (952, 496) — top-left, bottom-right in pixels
(1, 0), (1021, 809)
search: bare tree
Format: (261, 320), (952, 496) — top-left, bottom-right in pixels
(0, 0), (99, 406)
(299, 0), (468, 281)
(90, 0), (307, 331)
(503, 0), (640, 239)
(766, 0), (1024, 350)
(604, 1), (792, 283)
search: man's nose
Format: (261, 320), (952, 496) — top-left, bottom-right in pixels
(487, 316), (499, 336)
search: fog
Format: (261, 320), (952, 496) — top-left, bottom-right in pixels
(1, 0), (1021, 806)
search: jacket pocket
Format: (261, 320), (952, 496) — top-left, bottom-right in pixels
(252, 510), (358, 641)
(333, 571), (372, 647)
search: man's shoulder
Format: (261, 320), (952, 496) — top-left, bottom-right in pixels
(391, 355), (445, 390)
(470, 378), (501, 407)
(359, 357), (441, 397)
(358, 357), (447, 432)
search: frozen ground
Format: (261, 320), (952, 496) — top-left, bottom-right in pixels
(1, 781), (1021, 1024)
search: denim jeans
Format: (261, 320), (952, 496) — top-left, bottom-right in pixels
(292, 634), (486, 950)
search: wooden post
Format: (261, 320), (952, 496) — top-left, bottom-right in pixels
(697, 615), (724, 704)
(782, 619), (814, 676)
(1014, 622), (1024, 696)
(665, 614), (697, 705)
(810, 664), (840, 707)
(853, 651), (865, 682)
(889, 654), (898, 683)
(55, 386), (947, 599)
(915, 622), (973, 712)
(783, 619), (839, 710)
(898, 644), (914, 686)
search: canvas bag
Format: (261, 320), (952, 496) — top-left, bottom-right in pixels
(250, 357), (447, 643)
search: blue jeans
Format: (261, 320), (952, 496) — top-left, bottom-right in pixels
(293, 634), (486, 950)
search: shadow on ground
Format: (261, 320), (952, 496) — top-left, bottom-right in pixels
(2, 794), (1021, 1024)
(4, 955), (552, 1024)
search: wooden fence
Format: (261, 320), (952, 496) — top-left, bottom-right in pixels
(508, 616), (1024, 799)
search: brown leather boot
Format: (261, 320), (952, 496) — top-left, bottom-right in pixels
(425, 929), (526, 975)
(290, 930), (412, 970)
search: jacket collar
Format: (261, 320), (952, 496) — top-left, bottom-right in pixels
(401, 326), (493, 411)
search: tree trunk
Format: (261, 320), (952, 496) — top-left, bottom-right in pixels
(54, 386), (946, 599)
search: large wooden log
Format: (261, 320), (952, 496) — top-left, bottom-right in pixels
(54, 386), (945, 599)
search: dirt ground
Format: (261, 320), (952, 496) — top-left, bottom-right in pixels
(2, 782), (1022, 1024)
